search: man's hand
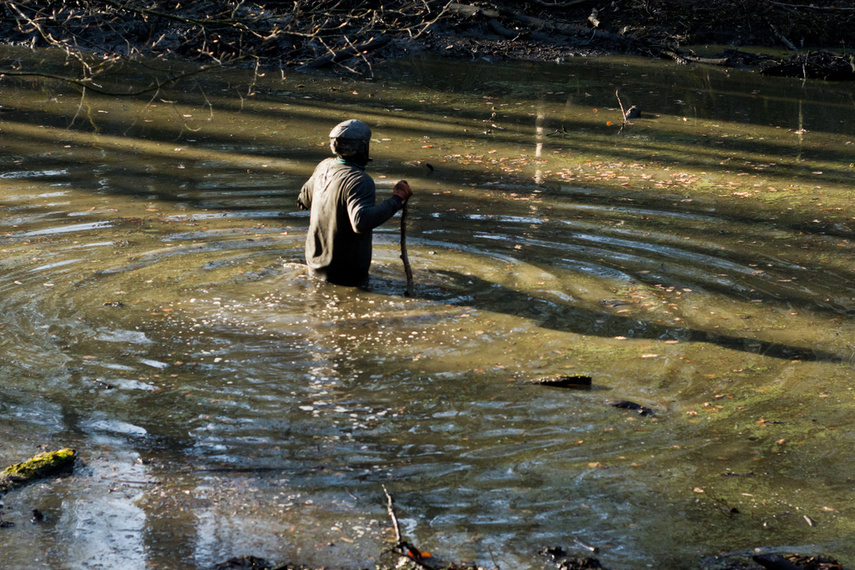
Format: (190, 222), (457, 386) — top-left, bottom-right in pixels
(393, 180), (412, 203)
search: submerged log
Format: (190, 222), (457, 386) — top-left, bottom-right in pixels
(606, 400), (656, 417)
(533, 374), (593, 388)
(0, 448), (76, 494)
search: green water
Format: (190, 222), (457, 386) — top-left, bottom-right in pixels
(0, 48), (854, 569)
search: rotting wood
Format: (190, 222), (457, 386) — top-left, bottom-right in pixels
(0, 448), (76, 494)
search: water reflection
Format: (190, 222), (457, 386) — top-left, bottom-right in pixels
(0, 49), (854, 569)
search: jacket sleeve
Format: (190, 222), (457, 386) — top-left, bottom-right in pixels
(346, 174), (403, 233)
(298, 160), (329, 210)
(297, 178), (313, 210)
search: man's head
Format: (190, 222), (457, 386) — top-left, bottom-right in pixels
(329, 119), (371, 166)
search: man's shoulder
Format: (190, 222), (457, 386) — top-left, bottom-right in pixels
(314, 157), (338, 172)
(332, 161), (373, 185)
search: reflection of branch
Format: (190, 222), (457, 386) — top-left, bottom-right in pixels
(0, 65), (222, 97)
(69, 86), (91, 130)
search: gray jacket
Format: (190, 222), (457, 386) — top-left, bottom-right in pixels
(297, 158), (403, 285)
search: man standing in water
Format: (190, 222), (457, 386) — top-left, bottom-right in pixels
(297, 119), (412, 286)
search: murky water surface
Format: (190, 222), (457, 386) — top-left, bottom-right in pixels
(1, 48), (855, 569)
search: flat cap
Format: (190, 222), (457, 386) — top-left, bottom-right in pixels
(329, 119), (371, 141)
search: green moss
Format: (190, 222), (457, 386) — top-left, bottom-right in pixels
(0, 448), (76, 493)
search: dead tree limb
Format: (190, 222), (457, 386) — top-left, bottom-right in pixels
(299, 35), (391, 69)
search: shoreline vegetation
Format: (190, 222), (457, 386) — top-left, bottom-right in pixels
(1, 0), (854, 89)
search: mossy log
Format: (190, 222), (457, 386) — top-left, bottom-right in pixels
(0, 448), (76, 494)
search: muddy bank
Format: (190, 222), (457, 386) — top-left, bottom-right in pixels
(1, 1), (855, 80)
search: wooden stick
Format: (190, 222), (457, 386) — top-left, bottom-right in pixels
(401, 202), (414, 297)
(615, 89), (627, 125)
(382, 485), (403, 545)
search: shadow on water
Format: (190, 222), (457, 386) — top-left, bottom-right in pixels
(428, 269), (843, 363)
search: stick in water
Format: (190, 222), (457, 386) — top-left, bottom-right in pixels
(383, 485), (403, 545)
(615, 88), (627, 125)
(401, 200), (414, 297)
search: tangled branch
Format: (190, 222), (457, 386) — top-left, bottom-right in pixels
(0, 0), (454, 86)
